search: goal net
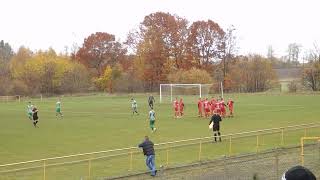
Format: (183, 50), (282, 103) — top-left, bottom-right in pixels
(159, 83), (223, 103)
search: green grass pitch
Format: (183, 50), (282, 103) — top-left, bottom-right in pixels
(0, 94), (320, 179)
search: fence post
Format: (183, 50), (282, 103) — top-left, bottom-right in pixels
(166, 145), (169, 166)
(256, 135), (259, 153)
(198, 140), (202, 161)
(275, 148), (279, 178)
(88, 159), (91, 179)
(281, 128), (284, 146)
(304, 128), (307, 137)
(300, 137), (304, 166)
(223, 156), (228, 179)
(229, 136), (232, 156)
(129, 150), (133, 171)
(43, 160), (46, 180)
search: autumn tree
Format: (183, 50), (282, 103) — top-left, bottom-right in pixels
(287, 43), (301, 66)
(228, 55), (277, 92)
(94, 64), (122, 93)
(221, 25), (237, 78)
(302, 60), (320, 91)
(187, 20), (225, 70)
(59, 62), (90, 94)
(167, 67), (213, 84)
(76, 32), (126, 76)
(0, 40), (14, 95)
(0, 40), (14, 63)
(9, 46), (33, 78)
(132, 12), (172, 90)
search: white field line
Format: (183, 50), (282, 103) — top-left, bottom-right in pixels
(238, 103), (304, 107)
(1, 107), (306, 122)
(241, 106), (305, 115)
(2, 109), (130, 115)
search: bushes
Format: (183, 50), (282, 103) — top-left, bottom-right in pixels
(288, 81), (298, 93)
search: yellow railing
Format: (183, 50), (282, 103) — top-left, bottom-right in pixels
(0, 123), (319, 179)
(300, 136), (320, 166)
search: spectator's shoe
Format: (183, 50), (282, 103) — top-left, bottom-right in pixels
(151, 170), (157, 177)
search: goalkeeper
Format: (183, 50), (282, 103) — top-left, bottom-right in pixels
(148, 94), (155, 109)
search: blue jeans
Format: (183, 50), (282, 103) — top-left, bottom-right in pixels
(146, 155), (156, 175)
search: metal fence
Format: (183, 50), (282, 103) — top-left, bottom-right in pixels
(132, 144), (319, 180)
(0, 123), (319, 180)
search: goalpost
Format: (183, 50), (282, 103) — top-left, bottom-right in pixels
(159, 82), (223, 103)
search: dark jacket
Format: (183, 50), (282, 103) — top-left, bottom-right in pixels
(139, 140), (155, 156)
(209, 114), (222, 125)
(148, 96), (155, 104)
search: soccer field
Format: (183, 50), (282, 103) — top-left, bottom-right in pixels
(0, 93), (320, 179)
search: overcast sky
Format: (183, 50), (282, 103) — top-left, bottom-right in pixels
(1, 0), (319, 57)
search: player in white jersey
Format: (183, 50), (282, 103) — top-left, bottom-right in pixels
(27, 102), (34, 120)
(56, 98), (63, 118)
(149, 108), (156, 132)
(131, 98), (139, 115)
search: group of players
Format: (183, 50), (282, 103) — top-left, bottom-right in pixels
(171, 96), (234, 119)
(26, 99), (63, 127)
(198, 97), (234, 118)
(173, 98), (185, 118)
(131, 95), (157, 133)
(131, 95), (235, 134)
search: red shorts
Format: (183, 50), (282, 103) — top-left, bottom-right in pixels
(205, 108), (210, 113)
(175, 108), (179, 112)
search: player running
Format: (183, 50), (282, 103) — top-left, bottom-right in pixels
(131, 98), (139, 115)
(173, 97), (179, 118)
(56, 99), (63, 118)
(179, 98), (185, 117)
(148, 94), (155, 109)
(149, 108), (156, 132)
(227, 98), (234, 117)
(32, 106), (39, 128)
(27, 101), (34, 120)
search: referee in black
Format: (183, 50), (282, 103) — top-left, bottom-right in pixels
(209, 110), (222, 142)
(148, 94), (155, 109)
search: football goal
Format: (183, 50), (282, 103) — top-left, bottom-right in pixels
(159, 83), (223, 103)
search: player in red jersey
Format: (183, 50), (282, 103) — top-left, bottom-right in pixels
(227, 98), (234, 117)
(219, 98), (227, 118)
(179, 98), (185, 117)
(173, 97), (180, 118)
(215, 102), (221, 116)
(204, 98), (210, 118)
(197, 98), (203, 117)
(210, 97), (216, 115)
